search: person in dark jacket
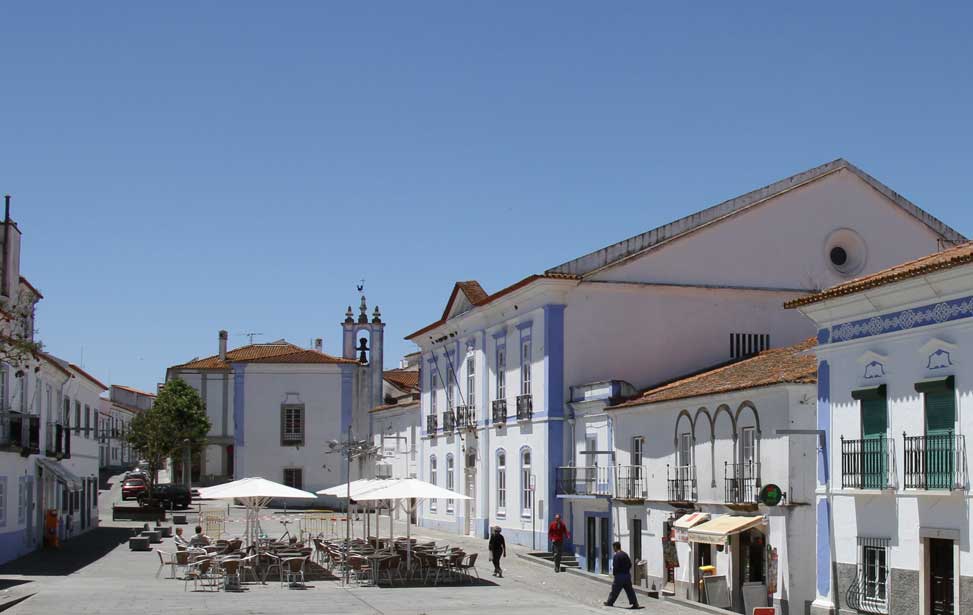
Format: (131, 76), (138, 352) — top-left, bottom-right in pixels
(604, 541), (640, 609)
(488, 526), (507, 577)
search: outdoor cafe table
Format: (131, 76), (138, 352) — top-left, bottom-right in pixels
(364, 552), (396, 586)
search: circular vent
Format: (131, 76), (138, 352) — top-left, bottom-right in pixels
(824, 229), (867, 276)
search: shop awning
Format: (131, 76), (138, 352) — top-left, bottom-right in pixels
(688, 515), (765, 545)
(36, 457), (82, 490)
(672, 512), (710, 530)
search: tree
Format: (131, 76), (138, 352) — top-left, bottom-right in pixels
(127, 378), (210, 496)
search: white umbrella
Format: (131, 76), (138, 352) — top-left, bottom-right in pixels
(316, 478), (396, 498)
(351, 478), (470, 571)
(197, 477), (317, 546)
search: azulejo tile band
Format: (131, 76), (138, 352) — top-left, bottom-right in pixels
(826, 295), (973, 343)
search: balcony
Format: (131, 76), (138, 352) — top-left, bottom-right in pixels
(425, 414), (438, 435)
(724, 461), (761, 503)
(45, 422), (67, 458)
(516, 395), (532, 421)
(0, 411), (40, 455)
(903, 432), (967, 490)
(556, 466), (613, 496)
(492, 399), (507, 425)
(615, 465), (648, 501)
(841, 437), (896, 490)
(667, 464), (697, 502)
(442, 410), (456, 433)
(455, 405), (477, 431)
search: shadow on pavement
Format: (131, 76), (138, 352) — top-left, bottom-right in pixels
(0, 579), (31, 590)
(0, 527), (131, 576)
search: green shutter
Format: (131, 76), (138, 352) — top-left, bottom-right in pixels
(924, 391), (956, 489)
(924, 391), (955, 434)
(860, 398), (888, 489)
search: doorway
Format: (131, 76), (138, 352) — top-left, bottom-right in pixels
(599, 517), (610, 574)
(586, 517), (597, 572)
(929, 538), (954, 615)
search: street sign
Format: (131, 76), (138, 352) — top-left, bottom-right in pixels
(758, 484), (784, 506)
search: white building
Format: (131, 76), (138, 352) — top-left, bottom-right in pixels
(165, 296), (386, 499)
(99, 384), (154, 472)
(407, 158), (964, 549)
(604, 340), (818, 614)
(790, 242), (973, 615)
(370, 353), (420, 483)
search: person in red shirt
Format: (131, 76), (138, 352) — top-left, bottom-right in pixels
(548, 513), (570, 572)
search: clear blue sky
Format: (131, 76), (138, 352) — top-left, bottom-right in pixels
(2, 2), (971, 392)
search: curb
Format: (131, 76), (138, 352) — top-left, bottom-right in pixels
(514, 552), (664, 601)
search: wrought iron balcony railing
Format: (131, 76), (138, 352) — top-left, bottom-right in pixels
(425, 414), (438, 435)
(455, 405), (477, 430)
(724, 461), (761, 503)
(556, 465), (613, 496)
(516, 395), (532, 421)
(667, 464), (697, 502)
(442, 410), (456, 433)
(903, 432), (967, 490)
(615, 465), (648, 500)
(841, 437), (896, 490)
(491, 399), (507, 425)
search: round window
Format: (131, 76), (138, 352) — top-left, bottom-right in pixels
(824, 229), (867, 277)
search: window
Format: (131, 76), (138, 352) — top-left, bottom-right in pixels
(632, 436), (644, 479)
(429, 457), (437, 512)
(740, 427), (756, 466)
(520, 340), (531, 396)
(496, 451), (507, 515)
(280, 404), (305, 446)
(496, 346), (506, 400)
(678, 433), (692, 468)
(84, 405), (91, 438)
(0, 477), (5, 527)
(18, 374), (25, 412)
(0, 366), (6, 409)
(46, 386), (52, 418)
(858, 537), (890, 613)
(17, 477), (26, 525)
(282, 468), (303, 490)
(446, 455), (455, 513)
(466, 356), (475, 410)
(75, 401), (81, 434)
(446, 367), (454, 410)
(521, 450), (533, 517)
(730, 333), (770, 359)
(430, 373), (438, 415)
(63, 398), (70, 427)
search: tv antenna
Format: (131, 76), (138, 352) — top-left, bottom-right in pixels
(239, 332), (264, 344)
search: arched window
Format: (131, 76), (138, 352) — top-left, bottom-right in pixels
(429, 456), (438, 512)
(446, 454), (455, 513)
(496, 450), (507, 515)
(521, 449), (533, 517)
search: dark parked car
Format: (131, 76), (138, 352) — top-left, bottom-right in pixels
(121, 478), (147, 501)
(138, 484), (192, 509)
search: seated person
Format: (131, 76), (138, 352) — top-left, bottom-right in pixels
(189, 525), (211, 547)
(174, 527), (190, 547)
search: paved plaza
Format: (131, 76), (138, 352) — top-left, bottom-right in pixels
(0, 477), (700, 615)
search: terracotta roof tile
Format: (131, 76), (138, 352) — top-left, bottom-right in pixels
(173, 342), (305, 369)
(111, 384), (157, 397)
(384, 369), (420, 391)
(246, 349), (359, 365)
(19, 276), (42, 299)
(786, 242), (973, 308)
(609, 338), (817, 409)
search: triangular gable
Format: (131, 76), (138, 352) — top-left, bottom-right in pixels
(441, 281), (488, 321)
(546, 159), (965, 278)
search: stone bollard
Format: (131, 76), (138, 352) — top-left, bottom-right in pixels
(172, 515), (188, 525)
(129, 536), (150, 551)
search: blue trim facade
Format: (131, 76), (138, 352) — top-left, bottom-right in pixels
(544, 304), (566, 522)
(822, 293), (973, 344)
(815, 360), (831, 600)
(232, 364), (246, 476)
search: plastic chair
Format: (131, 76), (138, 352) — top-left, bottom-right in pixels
(458, 552), (479, 582)
(222, 559), (242, 591)
(282, 556), (307, 589)
(156, 550), (178, 579)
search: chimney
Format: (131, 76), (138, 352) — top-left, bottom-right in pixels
(219, 330), (228, 360)
(314, 338), (323, 352)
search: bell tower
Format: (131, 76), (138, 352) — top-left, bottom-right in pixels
(341, 287), (385, 435)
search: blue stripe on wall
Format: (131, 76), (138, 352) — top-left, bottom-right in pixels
(544, 304), (566, 522)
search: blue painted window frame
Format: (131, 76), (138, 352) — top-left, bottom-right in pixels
(496, 448), (507, 517)
(520, 446), (533, 518)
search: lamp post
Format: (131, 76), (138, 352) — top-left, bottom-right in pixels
(327, 427), (381, 585)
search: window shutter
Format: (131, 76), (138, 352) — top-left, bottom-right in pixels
(925, 391), (955, 434)
(861, 398), (888, 439)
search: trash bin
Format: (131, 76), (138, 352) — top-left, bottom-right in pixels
(44, 509), (59, 549)
(634, 560), (647, 586)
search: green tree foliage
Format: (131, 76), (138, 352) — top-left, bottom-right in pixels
(127, 378), (210, 491)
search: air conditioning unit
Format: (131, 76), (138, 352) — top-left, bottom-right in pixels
(375, 463), (393, 479)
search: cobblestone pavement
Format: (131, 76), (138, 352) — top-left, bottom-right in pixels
(0, 477), (701, 615)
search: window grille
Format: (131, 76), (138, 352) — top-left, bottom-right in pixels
(730, 333), (770, 359)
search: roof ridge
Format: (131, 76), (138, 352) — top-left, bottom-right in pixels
(547, 159), (965, 278)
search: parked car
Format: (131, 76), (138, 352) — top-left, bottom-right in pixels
(121, 477), (147, 501)
(138, 484), (192, 509)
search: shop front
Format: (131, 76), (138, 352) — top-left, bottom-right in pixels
(686, 514), (768, 613)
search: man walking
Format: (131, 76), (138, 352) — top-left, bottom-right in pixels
(604, 541), (640, 609)
(548, 513), (570, 572)
(488, 526), (506, 577)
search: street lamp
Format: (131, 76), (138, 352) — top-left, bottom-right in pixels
(326, 427), (381, 584)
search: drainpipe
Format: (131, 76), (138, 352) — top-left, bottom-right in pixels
(2, 195), (10, 297)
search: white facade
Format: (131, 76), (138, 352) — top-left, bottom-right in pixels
(796, 254), (973, 615)
(99, 385), (154, 471)
(410, 159), (962, 549)
(607, 382), (817, 614)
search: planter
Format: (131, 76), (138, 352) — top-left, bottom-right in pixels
(112, 505), (165, 522)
